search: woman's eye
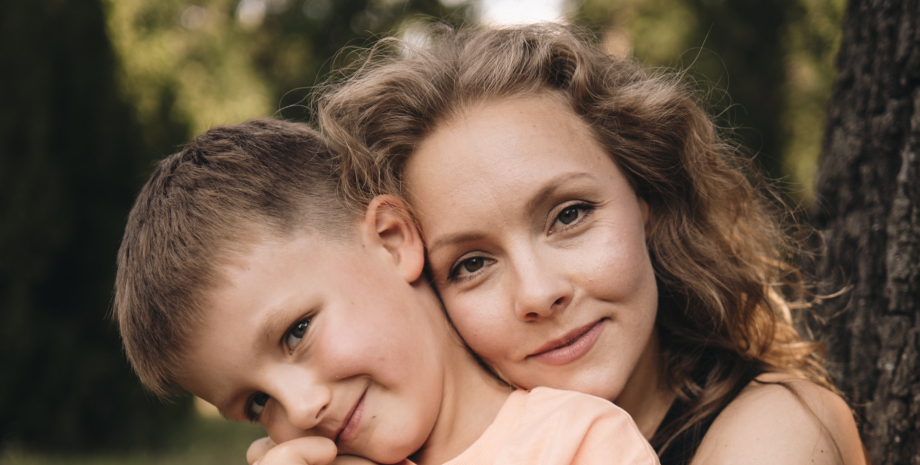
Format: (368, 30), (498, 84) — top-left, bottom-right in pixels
(552, 204), (593, 229)
(248, 392), (269, 420)
(462, 257), (485, 273)
(286, 319), (310, 350)
(557, 206), (581, 225)
(449, 256), (494, 281)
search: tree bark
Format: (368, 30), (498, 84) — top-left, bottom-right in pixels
(810, 0), (920, 463)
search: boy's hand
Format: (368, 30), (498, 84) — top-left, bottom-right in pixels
(247, 436), (336, 465)
(247, 436), (382, 465)
(247, 437), (277, 465)
(329, 456), (382, 465)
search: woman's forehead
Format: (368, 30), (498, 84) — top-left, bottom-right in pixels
(407, 96), (614, 190)
(409, 95), (591, 169)
(402, 96), (636, 244)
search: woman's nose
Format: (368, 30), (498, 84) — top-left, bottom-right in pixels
(511, 247), (572, 321)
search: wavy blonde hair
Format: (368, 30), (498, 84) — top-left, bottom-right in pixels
(317, 23), (832, 453)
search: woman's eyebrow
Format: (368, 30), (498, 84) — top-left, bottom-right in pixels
(427, 173), (597, 252)
(428, 232), (487, 254)
(525, 172), (595, 212)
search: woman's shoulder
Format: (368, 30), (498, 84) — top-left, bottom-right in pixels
(691, 372), (867, 465)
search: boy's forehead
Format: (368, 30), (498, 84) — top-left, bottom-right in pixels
(177, 231), (370, 389)
(204, 229), (320, 291)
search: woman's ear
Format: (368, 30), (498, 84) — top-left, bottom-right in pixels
(639, 198), (651, 240)
(636, 196), (652, 239)
(362, 195), (426, 283)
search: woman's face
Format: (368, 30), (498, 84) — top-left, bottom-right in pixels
(404, 93), (660, 402)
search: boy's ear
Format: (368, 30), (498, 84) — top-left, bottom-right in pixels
(362, 195), (425, 283)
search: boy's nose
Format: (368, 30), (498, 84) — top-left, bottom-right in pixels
(273, 382), (333, 433)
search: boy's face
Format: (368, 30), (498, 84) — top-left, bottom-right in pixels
(179, 229), (449, 463)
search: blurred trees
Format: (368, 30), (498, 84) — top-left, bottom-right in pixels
(1, 0), (456, 452)
(578, 0), (845, 204)
(105, 0), (460, 136)
(0, 0), (190, 451)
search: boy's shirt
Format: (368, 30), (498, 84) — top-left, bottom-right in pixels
(404, 387), (659, 465)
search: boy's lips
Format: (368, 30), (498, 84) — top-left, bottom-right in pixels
(335, 389), (366, 444)
(526, 319), (606, 366)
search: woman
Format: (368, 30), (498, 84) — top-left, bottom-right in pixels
(254, 23), (866, 464)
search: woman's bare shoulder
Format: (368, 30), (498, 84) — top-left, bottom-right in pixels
(690, 372), (866, 465)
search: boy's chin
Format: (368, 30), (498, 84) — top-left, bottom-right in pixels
(358, 440), (422, 465)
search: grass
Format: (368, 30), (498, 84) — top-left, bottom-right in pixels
(1, 416), (265, 465)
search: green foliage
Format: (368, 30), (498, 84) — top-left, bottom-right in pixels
(105, 0), (463, 135)
(576, 0), (844, 204)
(780, 0), (845, 202)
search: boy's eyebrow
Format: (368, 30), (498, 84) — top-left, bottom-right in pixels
(213, 394), (246, 422)
(256, 306), (292, 350)
(216, 407), (232, 420)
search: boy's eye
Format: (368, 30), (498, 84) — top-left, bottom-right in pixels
(286, 319), (310, 350)
(248, 392), (269, 419)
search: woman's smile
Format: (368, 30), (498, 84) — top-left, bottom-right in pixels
(527, 319), (607, 366)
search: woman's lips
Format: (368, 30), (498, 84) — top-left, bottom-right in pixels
(527, 319), (606, 366)
(336, 390), (366, 444)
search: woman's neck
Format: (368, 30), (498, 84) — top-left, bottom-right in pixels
(410, 333), (513, 465)
(614, 328), (676, 439)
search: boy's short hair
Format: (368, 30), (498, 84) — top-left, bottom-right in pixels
(114, 119), (357, 397)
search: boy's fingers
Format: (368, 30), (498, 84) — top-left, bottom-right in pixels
(257, 436), (338, 465)
(330, 455), (382, 465)
(247, 437), (277, 465)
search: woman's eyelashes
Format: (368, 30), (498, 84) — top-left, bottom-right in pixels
(550, 202), (595, 232)
(286, 318), (311, 352)
(447, 255), (495, 282)
(247, 392), (269, 422)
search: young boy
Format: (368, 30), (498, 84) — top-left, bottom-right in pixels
(114, 119), (658, 465)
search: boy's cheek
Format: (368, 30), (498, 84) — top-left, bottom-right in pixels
(261, 408), (303, 445)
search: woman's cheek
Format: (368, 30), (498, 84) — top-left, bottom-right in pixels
(441, 289), (510, 360)
(588, 227), (654, 301)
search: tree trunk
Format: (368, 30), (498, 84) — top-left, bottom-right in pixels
(810, 0), (920, 463)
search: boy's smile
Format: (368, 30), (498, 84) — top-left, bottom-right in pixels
(177, 228), (457, 464)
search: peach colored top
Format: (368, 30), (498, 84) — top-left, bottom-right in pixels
(409, 387), (659, 465)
